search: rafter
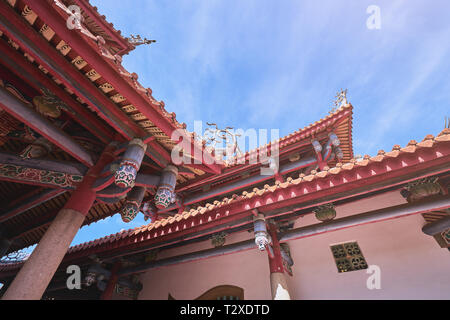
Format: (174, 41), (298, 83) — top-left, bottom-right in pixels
(0, 188), (66, 224)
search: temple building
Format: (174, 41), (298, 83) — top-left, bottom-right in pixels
(0, 0), (449, 300)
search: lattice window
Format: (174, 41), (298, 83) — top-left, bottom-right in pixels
(330, 241), (368, 273)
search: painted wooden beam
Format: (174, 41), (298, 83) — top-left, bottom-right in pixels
(0, 152), (85, 189)
(95, 185), (130, 198)
(94, 173), (159, 198)
(135, 173), (160, 188)
(0, 86), (94, 166)
(119, 239), (255, 276)
(0, 152), (88, 176)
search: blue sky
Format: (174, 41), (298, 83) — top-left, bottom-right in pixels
(19, 0), (450, 253)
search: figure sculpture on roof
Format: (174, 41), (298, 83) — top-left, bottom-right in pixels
(334, 88), (348, 108)
(202, 122), (243, 161)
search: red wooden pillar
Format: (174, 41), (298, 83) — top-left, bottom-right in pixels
(2, 145), (116, 300)
(267, 222), (291, 300)
(100, 262), (121, 300)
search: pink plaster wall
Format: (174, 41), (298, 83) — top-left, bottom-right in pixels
(138, 231), (272, 300)
(137, 191), (450, 300)
(287, 213), (450, 299)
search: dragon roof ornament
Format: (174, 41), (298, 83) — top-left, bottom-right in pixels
(330, 89), (349, 114)
(199, 122), (243, 162)
(126, 34), (156, 47)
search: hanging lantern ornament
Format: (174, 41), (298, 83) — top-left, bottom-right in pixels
(154, 165), (178, 209)
(120, 186), (146, 223)
(253, 213), (270, 251)
(115, 139), (147, 189)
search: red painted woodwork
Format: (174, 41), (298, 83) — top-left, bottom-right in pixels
(0, 37), (113, 143)
(0, 2), (177, 168)
(0, 3), (137, 139)
(0, 85), (94, 166)
(100, 262), (121, 300)
(23, 0), (222, 175)
(267, 223), (284, 274)
(64, 144), (116, 215)
(72, 0), (130, 55)
(58, 141), (450, 261)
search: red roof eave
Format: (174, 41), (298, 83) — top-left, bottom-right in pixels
(1, 130), (449, 276)
(25, 0), (222, 175)
(72, 0), (133, 56)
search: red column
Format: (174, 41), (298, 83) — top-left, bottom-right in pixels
(2, 145), (116, 300)
(100, 262), (121, 300)
(267, 222), (291, 300)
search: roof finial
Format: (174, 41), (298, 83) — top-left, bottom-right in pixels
(445, 116), (449, 129)
(127, 34), (156, 47)
(329, 89), (349, 114)
(334, 88), (348, 108)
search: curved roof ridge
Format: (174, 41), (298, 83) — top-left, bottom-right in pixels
(225, 104), (354, 167)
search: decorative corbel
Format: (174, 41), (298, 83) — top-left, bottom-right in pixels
(211, 232), (227, 248)
(84, 263), (110, 287)
(114, 138), (147, 188)
(120, 186), (146, 223)
(311, 139), (322, 154)
(154, 165), (178, 209)
(19, 137), (52, 159)
(328, 132), (340, 146)
(280, 243), (294, 276)
(313, 203), (337, 222)
(400, 177), (443, 202)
